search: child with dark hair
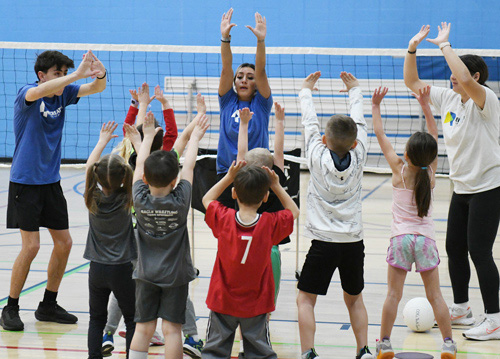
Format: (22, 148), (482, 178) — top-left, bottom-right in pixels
(201, 162), (299, 359)
(372, 86), (457, 359)
(83, 121), (137, 359)
(296, 71), (373, 359)
(128, 112), (208, 359)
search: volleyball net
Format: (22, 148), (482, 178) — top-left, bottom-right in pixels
(1, 42), (499, 174)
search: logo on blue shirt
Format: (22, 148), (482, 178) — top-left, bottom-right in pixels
(40, 101), (63, 118)
(231, 110), (240, 123)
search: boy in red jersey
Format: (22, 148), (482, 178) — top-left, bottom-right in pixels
(201, 161), (299, 358)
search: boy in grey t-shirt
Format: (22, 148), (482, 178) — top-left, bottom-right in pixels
(128, 112), (209, 359)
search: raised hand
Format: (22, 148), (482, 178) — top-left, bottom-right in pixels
(426, 22), (451, 46)
(99, 121), (118, 144)
(221, 8), (237, 37)
(90, 51), (106, 79)
(339, 71), (360, 93)
(411, 85), (432, 106)
(196, 93), (206, 114)
(238, 107), (254, 125)
(124, 124), (141, 146)
(302, 71), (321, 91)
(246, 12), (266, 41)
(75, 50), (100, 80)
(227, 160), (246, 179)
(154, 85), (168, 105)
(262, 165), (280, 188)
(142, 111), (160, 138)
(372, 87), (389, 106)
(274, 102), (285, 122)
(409, 25), (430, 50)
(137, 83), (155, 105)
(192, 114), (210, 141)
(129, 89), (139, 102)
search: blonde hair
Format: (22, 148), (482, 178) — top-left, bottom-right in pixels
(112, 137), (134, 163)
(245, 148), (274, 169)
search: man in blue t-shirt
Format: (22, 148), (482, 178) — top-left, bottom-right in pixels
(0, 50), (107, 332)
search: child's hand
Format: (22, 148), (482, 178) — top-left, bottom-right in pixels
(142, 111), (160, 138)
(238, 108), (253, 125)
(227, 160), (246, 179)
(192, 114), (210, 141)
(221, 8), (237, 37)
(129, 89), (139, 102)
(372, 87), (389, 106)
(274, 102), (285, 122)
(426, 22), (451, 47)
(137, 83), (155, 105)
(302, 71), (321, 91)
(196, 93), (206, 114)
(246, 12), (266, 41)
(99, 121), (118, 144)
(412, 85), (431, 107)
(339, 72), (360, 92)
(154, 85), (169, 105)
(262, 166), (280, 188)
(409, 25), (430, 50)
(124, 124), (141, 145)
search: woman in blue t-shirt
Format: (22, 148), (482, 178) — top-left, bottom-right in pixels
(217, 8), (273, 207)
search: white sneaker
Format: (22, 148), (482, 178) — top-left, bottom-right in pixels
(463, 316), (500, 340)
(450, 304), (475, 326)
(150, 331), (165, 346)
(441, 338), (457, 359)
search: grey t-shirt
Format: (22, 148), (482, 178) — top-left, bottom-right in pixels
(84, 189), (137, 264)
(132, 179), (195, 288)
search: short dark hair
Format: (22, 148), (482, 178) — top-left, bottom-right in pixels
(325, 114), (358, 155)
(233, 165), (270, 205)
(460, 54), (489, 86)
(144, 150), (179, 187)
(34, 51), (75, 80)
(137, 120), (164, 152)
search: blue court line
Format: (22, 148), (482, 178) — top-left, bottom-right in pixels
(362, 177), (390, 201)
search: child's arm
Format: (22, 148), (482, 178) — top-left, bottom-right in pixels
(123, 124), (142, 153)
(299, 72), (323, 161)
(122, 89), (139, 136)
(340, 72), (368, 154)
(413, 85), (439, 172)
(136, 83), (156, 127)
(173, 93), (206, 157)
(133, 112), (158, 184)
(247, 12), (271, 99)
(263, 166), (299, 219)
(372, 87), (403, 172)
(154, 85), (178, 151)
(236, 108), (253, 162)
(86, 121), (118, 173)
(180, 115), (210, 184)
(202, 160), (246, 210)
(273, 102), (285, 171)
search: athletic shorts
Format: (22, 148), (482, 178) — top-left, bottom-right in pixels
(7, 181), (69, 231)
(386, 234), (440, 272)
(134, 280), (188, 324)
(298, 240), (365, 296)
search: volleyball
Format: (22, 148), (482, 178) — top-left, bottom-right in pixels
(403, 297), (435, 332)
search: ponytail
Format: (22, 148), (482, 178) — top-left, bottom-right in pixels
(121, 163), (134, 212)
(413, 167), (432, 218)
(84, 163), (100, 214)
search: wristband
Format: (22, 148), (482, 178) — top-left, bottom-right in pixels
(97, 70), (107, 80)
(439, 42), (451, 50)
(221, 35), (231, 43)
(258, 39), (265, 43)
(407, 49), (416, 54)
(131, 99), (139, 106)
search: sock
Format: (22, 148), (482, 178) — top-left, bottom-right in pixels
(453, 302), (469, 311)
(7, 296), (19, 307)
(43, 289), (57, 303)
(239, 339), (244, 353)
(129, 350), (148, 359)
(191, 334), (200, 342)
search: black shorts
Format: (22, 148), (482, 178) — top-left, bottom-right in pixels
(298, 240), (365, 296)
(7, 181), (69, 231)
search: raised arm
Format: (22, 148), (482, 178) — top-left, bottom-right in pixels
(180, 115), (209, 184)
(77, 51), (107, 97)
(202, 160), (246, 209)
(404, 25), (431, 94)
(124, 124), (142, 153)
(247, 12), (271, 99)
(133, 112), (158, 184)
(85, 121), (118, 173)
(299, 72), (322, 159)
(412, 86), (439, 172)
(427, 22), (486, 109)
(273, 102), (285, 171)
(263, 166), (299, 219)
(155, 85), (178, 150)
(136, 83), (156, 127)
(219, 8), (237, 96)
(26, 50), (102, 102)
(372, 87), (402, 172)
(173, 93), (206, 157)
(237, 108), (253, 162)
(123, 89), (139, 136)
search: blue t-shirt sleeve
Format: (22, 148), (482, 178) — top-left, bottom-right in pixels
(15, 84), (37, 111)
(64, 84), (81, 106)
(219, 88), (237, 110)
(254, 90), (273, 115)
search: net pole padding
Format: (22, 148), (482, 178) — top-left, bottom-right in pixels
(1, 41), (500, 57)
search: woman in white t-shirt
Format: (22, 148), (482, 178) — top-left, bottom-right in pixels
(404, 22), (500, 341)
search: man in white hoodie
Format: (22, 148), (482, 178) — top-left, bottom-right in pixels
(296, 71), (373, 359)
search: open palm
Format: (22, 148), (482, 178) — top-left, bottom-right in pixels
(246, 12), (266, 41)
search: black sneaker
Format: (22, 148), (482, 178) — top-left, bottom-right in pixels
(0, 305), (24, 331)
(34, 301), (78, 324)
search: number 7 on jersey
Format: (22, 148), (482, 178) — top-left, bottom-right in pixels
(240, 236), (253, 264)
